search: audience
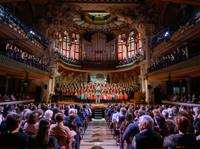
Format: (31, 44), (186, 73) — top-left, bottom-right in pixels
(0, 99), (200, 149)
(0, 42), (48, 71)
(164, 115), (197, 149)
(148, 47), (187, 73)
(170, 93), (200, 104)
(0, 103), (90, 149)
(105, 104), (200, 149)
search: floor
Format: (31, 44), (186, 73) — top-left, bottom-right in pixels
(80, 119), (119, 149)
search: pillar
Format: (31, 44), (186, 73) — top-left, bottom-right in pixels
(143, 24), (154, 103)
(143, 34), (151, 103)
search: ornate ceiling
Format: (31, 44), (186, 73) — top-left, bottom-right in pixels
(73, 12), (130, 32)
(1, 0), (199, 41)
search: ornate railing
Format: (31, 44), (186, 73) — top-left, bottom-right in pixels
(0, 5), (47, 48)
(0, 54), (49, 74)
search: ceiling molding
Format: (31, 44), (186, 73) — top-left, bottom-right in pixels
(56, 0), (144, 4)
(0, 0), (25, 3)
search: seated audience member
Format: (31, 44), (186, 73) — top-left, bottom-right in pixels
(10, 93), (16, 101)
(164, 115), (198, 149)
(44, 109), (53, 123)
(29, 119), (60, 149)
(23, 111), (39, 135)
(193, 114), (200, 143)
(0, 106), (3, 125)
(132, 115), (163, 149)
(49, 112), (74, 149)
(64, 108), (83, 149)
(121, 113), (139, 149)
(120, 113), (133, 136)
(153, 111), (169, 137)
(112, 107), (121, 123)
(0, 113), (29, 149)
(3, 93), (10, 101)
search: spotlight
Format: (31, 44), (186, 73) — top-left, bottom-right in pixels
(164, 31), (169, 37)
(29, 30), (35, 35)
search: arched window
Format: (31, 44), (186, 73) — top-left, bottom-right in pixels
(117, 30), (143, 61)
(117, 33), (127, 60)
(58, 33), (63, 54)
(55, 32), (66, 54)
(128, 31), (136, 58)
(137, 33), (143, 55)
(55, 31), (80, 61)
(70, 33), (80, 60)
(55, 32), (61, 53)
(63, 31), (70, 58)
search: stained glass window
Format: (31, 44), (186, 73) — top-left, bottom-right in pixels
(55, 31), (80, 61)
(70, 33), (80, 60)
(128, 31), (135, 58)
(117, 30), (143, 61)
(64, 31), (70, 58)
(118, 33), (127, 60)
(138, 33), (143, 55)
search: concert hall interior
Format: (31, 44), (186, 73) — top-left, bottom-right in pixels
(0, 0), (200, 149)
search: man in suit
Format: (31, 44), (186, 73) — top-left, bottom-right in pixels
(132, 115), (163, 149)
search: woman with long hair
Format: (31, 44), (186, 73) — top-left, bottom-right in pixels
(29, 119), (59, 149)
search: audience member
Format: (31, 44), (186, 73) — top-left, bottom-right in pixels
(0, 113), (29, 149)
(132, 115), (163, 149)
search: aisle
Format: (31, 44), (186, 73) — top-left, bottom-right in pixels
(80, 119), (119, 149)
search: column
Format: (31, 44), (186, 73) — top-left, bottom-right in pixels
(143, 34), (151, 103)
(143, 24), (154, 103)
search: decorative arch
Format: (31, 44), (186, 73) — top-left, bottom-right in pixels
(54, 31), (80, 60)
(117, 29), (143, 61)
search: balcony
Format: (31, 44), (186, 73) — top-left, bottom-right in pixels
(0, 54), (49, 80)
(148, 54), (200, 81)
(151, 19), (200, 58)
(0, 5), (46, 54)
(55, 51), (144, 71)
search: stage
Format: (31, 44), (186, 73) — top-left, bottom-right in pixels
(57, 100), (133, 109)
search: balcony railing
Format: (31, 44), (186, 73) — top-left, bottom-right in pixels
(151, 10), (200, 48)
(55, 51), (145, 69)
(55, 52), (82, 66)
(0, 47), (48, 72)
(117, 52), (144, 67)
(0, 5), (47, 48)
(148, 47), (200, 73)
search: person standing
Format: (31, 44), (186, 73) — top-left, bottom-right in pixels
(95, 85), (101, 104)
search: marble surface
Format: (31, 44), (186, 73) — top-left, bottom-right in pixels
(80, 119), (119, 149)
